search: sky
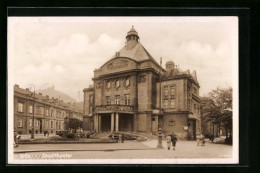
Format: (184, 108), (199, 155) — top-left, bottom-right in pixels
(8, 17), (238, 101)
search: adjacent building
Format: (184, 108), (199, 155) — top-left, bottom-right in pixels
(83, 27), (201, 139)
(14, 84), (83, 134)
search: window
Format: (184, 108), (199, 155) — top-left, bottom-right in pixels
(29, 118), (32, 126)
(46, 109), (49, 116)
(18, 118), (23, 127)
(194, 104), (197, 113)
(106, 96), (111, 105)
(39, 107), (44, 114)
(89, 105), (92, 113)
(170, 98), (176, 108)
(115, 95), (120, 105)
(50, 121), (54, 128)
(124, 94), (130, 105)
(106, 81), (111, 89)
(34, 119), (38, 126)
(29, 105), (33, 114)
(125, 78), (130, 87)
(170, 85), (176, 96)
(46, 121), (49, 128)
(194, 87), (198, 95)
(115, 80), (120, 88)
(188, 86), (191, 97)
(18, 103), (23, 112)
(164, 99), (169, 108)
(89, 95), (93, 103)
(188, 100), (191, 109)
(164, 86), (169, 97)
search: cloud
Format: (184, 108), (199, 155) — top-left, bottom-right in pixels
(9, 17), (237, 100)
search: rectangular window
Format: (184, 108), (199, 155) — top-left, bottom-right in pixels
(89, 95), (93, 104)
(164, 99), (168, 108)
(194, 104), (197, 113)
(124, 94), (130, 105)
(170, 85), (176, 96)
(89, 105), (92, 113)
(46, 121), (49, 128)
(115, 95), (120, 105)
(106, 96), (111, 105)
(194, 87), (198, 95)
(34, 119), (38, 126)
(170, 99), (176, 108)
(39, 107), (44, 114)
(29, 118), (32, 126)
(18, 103), (23, 112)
(50, 121), (54, 128)
(29, 105), (33, 114)
(46, 109), (49, 116)
(188, 86), (191, 97)
(164, 86), (169, 97)
(18, 118), (23, 127)
(188, 100), (191, 109)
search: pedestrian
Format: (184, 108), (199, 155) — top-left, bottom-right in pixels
(170, 132), (178, 150)
(121, 133), (125, 143)
(196, 134), (201, 146)
(209, 134), (214, 143)
(166, 134), (172, 150)
(201, 134), (205, 146)
(44, 129), (46, 137)
(47, 130), (49, 138)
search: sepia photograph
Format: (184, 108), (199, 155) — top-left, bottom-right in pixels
(7, 16), (238, 164)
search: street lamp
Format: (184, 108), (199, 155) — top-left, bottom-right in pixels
(28, 84), (36, 139)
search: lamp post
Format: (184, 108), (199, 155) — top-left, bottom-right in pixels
(157, 57), (164, 149)
(29, 84), (36, 139)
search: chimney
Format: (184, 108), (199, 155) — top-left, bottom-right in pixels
(14, 84), (19, 88)
(26, 88), (29, 91)
(61, 100), (63, 103)
(52, 97), (54, 99)
(46, 95), (49, 98)
(39, 93), (42, 96)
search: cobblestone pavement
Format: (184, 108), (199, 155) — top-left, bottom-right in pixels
(13, 140), (232, 160)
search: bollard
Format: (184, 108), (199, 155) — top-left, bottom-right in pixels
(157, 128), (163, 149)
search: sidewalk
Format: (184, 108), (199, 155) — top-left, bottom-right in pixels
(14, 141), (152, 153)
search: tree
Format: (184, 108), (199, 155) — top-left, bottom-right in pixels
(202, 87), (233, 138)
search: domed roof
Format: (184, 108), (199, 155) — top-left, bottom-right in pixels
(126, 26), (139, 38)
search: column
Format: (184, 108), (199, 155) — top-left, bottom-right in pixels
(132, 113), (137, 132)
(94, 114), (98, 132)
(98, 115), (101, 132)
(115, 113), (119, 132)
(111, 113), (115, 132)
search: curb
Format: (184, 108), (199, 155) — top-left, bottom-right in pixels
(14, 148), (157, 153)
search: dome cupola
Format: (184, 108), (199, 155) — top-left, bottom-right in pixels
(125, 26), (139, 50)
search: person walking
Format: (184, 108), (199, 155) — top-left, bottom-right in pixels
(170, 132), (178, 150)
(166, 134), (172, 150)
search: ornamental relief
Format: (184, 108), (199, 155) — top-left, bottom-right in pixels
(104, 76), (131, 89)
(107, 60), (128, 70)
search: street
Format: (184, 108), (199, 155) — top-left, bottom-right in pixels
(14, 140), (232, 159)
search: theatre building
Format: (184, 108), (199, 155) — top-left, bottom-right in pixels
(83, 27), (201, 139)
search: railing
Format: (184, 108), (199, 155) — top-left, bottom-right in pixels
(95, 105), (134, 113)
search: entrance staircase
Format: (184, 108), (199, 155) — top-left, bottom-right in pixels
(94, 131), (111, 139)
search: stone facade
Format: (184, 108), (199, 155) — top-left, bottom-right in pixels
(83, 27), (201, 139)
(14, 84), (83, 134)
